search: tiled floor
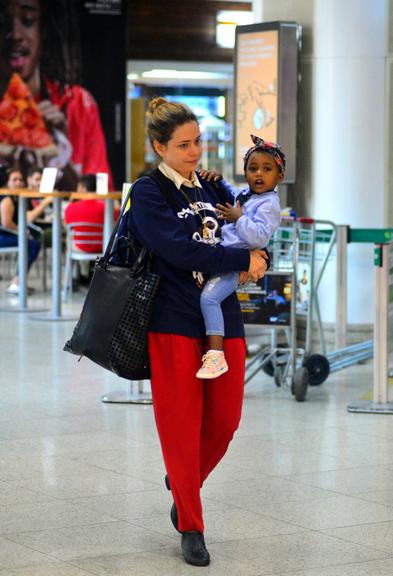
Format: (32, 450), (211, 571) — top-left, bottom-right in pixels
(1, 285), (393, 575)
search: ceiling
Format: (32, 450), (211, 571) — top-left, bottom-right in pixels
(127, 0), (252, 63)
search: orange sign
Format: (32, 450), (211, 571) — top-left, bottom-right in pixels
(235, 30), (279, 174)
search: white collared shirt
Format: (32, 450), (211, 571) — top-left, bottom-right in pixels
(158, 161), (202, 190)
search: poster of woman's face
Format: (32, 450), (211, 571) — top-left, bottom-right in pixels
(0, 0), (41, 90)
(0, 0), (126, 190)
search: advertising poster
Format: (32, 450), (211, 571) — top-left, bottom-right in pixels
(0, 0), (126, 190)
(235, 29), (279, 176)
(237, 271), (292, 326)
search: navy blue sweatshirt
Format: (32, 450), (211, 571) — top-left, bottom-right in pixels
(127, 172), (251, 338)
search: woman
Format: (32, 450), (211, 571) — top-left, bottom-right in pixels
(128, 98), (268, 567)
(0, 167), (50, 294)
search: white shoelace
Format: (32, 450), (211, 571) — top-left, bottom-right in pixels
(201, 353), (219, 367)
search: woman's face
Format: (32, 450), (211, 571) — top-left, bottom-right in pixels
(154, 121), (202, 179)
(0, 0), (41, 85)
(7, 170), (24, 189)
(27, 170), (41, 190)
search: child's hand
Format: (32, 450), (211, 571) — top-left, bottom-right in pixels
(198, 169), (223, 182)
(216, 200), (243, 222)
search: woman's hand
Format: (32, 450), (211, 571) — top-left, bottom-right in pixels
(239, 271), (250, 285)
(246, 249), (268, 282)
(198, 169), (223, 182)
(216, 201), (243, 222)
(40, 196), (53, 208)
(27, 195), (53, 223)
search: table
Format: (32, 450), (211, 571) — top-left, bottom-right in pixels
(0, 189), (122, 319)
(30, 191), (72, 321)
(101, 380), (153, 404)
(33, 191), (121, 322)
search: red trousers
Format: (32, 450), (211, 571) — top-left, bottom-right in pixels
(148, 332), (246, 532)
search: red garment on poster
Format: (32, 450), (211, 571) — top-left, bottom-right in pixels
(64, 199), (119, 253)
(45, 82), (114, 189)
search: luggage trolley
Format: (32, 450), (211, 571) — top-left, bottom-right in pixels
(294, 217), (337, 386)
(240, 216), (337, 400)
(238, 219), (310, 402)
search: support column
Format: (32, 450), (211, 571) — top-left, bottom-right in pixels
(261, 0), (388, 327)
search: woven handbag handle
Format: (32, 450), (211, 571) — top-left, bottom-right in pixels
(100, 184), (135, 264)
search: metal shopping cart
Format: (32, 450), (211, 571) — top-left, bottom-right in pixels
(293, 217), (337, 385)
(239, 217), (337, 401)
(238, 218), (309, 401)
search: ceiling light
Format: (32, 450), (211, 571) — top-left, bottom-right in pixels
(141, 69), (229, 80)
(216, 10), (255, 48)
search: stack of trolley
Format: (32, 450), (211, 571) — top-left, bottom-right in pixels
(237, 216), (337, 401)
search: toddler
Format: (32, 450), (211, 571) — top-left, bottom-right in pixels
(197, 134), (285, 379)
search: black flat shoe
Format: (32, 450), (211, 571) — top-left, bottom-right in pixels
(165, 474), (171, 491)
(170, 502), (181, 532)
(181, 531), (210, 567)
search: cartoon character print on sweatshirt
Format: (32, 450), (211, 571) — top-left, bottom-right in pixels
(177, 199), (221, 288)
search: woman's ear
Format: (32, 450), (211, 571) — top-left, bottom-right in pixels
(152, 139), (165, 158)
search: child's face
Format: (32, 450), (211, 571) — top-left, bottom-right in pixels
(245, 151), (284, 194)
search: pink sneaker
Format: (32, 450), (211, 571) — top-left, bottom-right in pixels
(196, 351), (228, 379)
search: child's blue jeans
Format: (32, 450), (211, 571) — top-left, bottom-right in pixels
(200, 271), (240, 336)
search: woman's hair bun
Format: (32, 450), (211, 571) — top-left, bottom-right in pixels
(148, 97), (168, 116)
(146, 96), (198, 145)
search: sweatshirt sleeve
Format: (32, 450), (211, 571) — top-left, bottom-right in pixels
(235, 195), (281, 249)
(129, 178), (250, 274)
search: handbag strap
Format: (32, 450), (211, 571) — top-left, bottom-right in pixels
(148, 169), (178, 209)
(102, 171), (176, 265)
(102, 169), (224, 267)
(101, 184), (135, 263)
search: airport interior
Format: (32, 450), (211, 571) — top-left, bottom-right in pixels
(0, 0), (393, 574)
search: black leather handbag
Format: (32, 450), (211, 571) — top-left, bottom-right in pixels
(63, 185), (160, 380)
